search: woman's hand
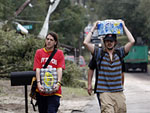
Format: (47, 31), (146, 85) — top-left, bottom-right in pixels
(37, 82), (44, 92)
(53, 83), (60, 92)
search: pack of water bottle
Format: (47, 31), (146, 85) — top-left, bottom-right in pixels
(97, 19), (123, 35)
(40, 66), (58, 94)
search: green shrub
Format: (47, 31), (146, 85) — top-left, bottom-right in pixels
(71, 79), (86, 88)
(62, 60), (86, 88)
(0, 30), (44, 74)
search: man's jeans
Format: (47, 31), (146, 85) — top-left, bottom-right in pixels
(36, 93), (60, 113)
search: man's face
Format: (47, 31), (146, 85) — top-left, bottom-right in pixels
(45, 35), (56, 50)
(104, 40), (116, 50)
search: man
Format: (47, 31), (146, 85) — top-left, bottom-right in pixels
(84, 20), (135, 113)
(87, 54), (126, 109)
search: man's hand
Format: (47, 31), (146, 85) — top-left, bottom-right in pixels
(119, 19), (125, 27)
(87, 84), (93, 95)
(83, 20), (100, 54)
(91, 20), (100, 32)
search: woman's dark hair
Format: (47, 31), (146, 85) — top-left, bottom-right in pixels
(45, 31), (59, 48)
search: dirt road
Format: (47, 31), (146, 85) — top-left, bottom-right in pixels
(0, 79), (93, 113)
(1, 72), (150, 113)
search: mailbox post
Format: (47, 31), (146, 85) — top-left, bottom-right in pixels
(10, 71), (35, 113)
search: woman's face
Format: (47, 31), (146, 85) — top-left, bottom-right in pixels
(45, 34), (56, 50)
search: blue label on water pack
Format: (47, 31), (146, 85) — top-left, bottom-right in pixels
(97, 20), (123, 35)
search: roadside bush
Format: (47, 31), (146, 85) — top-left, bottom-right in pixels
(62, 60), (86, 88)
(0, 30), (44, 75)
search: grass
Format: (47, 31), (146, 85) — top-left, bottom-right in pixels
(61, 86), (89, 99)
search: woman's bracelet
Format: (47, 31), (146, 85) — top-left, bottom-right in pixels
(57, 82), (61, 86)
(37, 81), (40, 83)
(57, 81), (62, 86)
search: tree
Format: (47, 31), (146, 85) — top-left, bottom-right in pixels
(88, 0), (150, 45)
(50, 1), (88, 48)
(0, 30), (44, 74)
(137, 0), (150, 42)
(0, 0), (88, 47)
(0, 0), (14, 20)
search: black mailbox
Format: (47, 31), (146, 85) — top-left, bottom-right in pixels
(10, 71), (36, 113)
(10, 71), (36, 86)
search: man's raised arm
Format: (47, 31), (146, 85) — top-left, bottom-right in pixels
(83, 21), (99, 54)
(122, 20), (135, 53)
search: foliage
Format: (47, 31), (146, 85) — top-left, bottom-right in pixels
(1, 0), (150, 46)
(50, 1), (88, 48)
(0, 0), (88, 48)
(62, 86), (89, 98)
(0, 0), (14, 20)
(1, 0), (150, 85)
(0, 29), (44, 74)
(62, 60), (86, 88)
(87, 0), (150, 45)
(0, 0), (50, 35)
(137, 0), (150, 41)
(0, 29), (87, 88)
(17, 0), (48, 35)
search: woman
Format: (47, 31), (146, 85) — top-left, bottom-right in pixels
(33, 32), (65, 113)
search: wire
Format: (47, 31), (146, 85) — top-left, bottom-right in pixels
(14, 17), (72, 24)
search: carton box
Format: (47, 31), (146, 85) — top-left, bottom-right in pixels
(97, 19), (123, 35)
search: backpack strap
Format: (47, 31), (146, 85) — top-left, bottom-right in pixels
(98, 49), (105, 71)
(43, 49), (57, 68)
(115, 49), (122, 63)
(30, 78), (37, 111)
(115, 49), (125, 72)
(94, 48), (105, 93)
(31, 98), (37, 111)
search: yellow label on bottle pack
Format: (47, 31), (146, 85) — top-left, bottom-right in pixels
(44, 71), (54, 87)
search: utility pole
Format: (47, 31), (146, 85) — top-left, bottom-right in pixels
(79, 32), (83, 57)
(38, 0), (60, 39)
(75, 32), (83, 65)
